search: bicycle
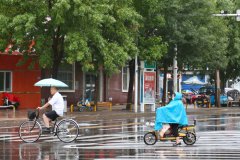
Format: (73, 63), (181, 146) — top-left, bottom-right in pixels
(19, 109), (79, 143)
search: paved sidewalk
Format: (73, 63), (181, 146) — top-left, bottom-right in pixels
(0, 104), (239, 123)
(1, 105), (240, 159)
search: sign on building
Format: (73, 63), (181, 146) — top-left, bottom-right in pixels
(144, 72), (156, 103)
(140, 61), (156, 112)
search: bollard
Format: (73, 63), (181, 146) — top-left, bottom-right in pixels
(208, 102), (211, 108)
(70, 104), (74, 112)
(130, 103), (132, 110)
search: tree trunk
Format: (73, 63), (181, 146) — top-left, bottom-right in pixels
(41, 68), (46, 79)
(51, 58), (60, 78)
(220, 70), (226, 93)
(51, 27), (64, 79)
(215, 69), (221, 107)
(94, 74), (99, 105)
(126, 59), (135, 110)
(162, 63), (168, 106)
(40, 68), (49, 102)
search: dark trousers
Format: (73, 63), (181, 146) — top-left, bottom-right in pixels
(170, 123), (179, 137)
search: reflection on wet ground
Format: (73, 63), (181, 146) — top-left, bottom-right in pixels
(1, 112), (240, 159)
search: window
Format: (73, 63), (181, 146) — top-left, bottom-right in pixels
(0, 71), (12, 92)
(58, 63), (75, 92)
(85, 73), (96, 101)
(122, 66), (129, 92)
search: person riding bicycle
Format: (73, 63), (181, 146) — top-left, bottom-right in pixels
(155, 92), (188, 146)
(38, 86), (64, 133)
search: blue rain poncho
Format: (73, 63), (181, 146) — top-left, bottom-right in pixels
(154, 92), (188, 131)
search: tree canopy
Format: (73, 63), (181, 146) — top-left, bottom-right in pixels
(1, 0), (240, 90)
(0, 0), (235, 74)
(0, 0), (141, 77)
(220, 0), (240, 82)
(152, 0), (230, 72)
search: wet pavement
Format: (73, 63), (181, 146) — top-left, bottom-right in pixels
(1, 107), (240, 159)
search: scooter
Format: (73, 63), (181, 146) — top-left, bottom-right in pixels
(77, 99), (93, 112)
(2, 93), (20, 109)
(143, 120), (197, 145)
(196, 95), (210, 107)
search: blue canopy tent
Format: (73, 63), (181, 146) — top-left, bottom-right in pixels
(182, 75), (206, 91)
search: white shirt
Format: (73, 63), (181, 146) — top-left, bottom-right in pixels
(48, 92), (64, 116)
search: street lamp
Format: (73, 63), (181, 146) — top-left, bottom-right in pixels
(213, 9), (240, 21)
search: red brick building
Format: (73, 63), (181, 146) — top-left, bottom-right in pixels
(0, 54), (41, 109)
(43, 63), (130, 106)
(0, 54), (131, 108)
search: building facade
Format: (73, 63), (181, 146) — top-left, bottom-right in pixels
(0, 54), (41, 108)
(45, 63), (130, 106)
(1, 54), (213, 109)
(0, 54), (133, 108)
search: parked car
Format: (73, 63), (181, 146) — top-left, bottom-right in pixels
(198, 86), (228, 106)
(226, 89), (240, 107)
(188, 86), (228, 106)
(198, 86), (215, 95)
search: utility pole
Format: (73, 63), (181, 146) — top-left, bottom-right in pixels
(134, 54), (138, 113)
(213, 9), (240, 107)
(173, 44), (178, 94)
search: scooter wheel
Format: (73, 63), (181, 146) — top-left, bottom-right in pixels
(183, 132), (196, 145)
(79, 107), (84, 112)
(77, 102), (82, 107)
(89, 107), (93, 112)
(144, 132), (157, 145)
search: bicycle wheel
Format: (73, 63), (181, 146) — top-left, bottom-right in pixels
(56, 119), (79, 143)
(183, 132), (197, 145)
(144, 132), (157, 145)
(19, 121), (41, 143)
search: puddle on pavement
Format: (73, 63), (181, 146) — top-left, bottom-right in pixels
(1, 112), (240, 159)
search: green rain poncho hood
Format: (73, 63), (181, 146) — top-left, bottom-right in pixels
(154, 92), (188, 131)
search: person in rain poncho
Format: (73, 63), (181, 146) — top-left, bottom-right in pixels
(155, 92), (188, 146)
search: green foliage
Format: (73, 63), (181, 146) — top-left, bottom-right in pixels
(154, 0), (230, 71)
(221, 0), (240, 81)
(134, 0), (168, 62)
(0, 0), (240, 80)
(139, 36), (167, 61)
(0, 0), (141, 75)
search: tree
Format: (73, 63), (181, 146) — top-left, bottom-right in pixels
(0, 0), (140, 78)
(153, 0), (230, 105)
(219, 0), (240, 89)
(124, 0), (168, 110)
(0, 0), (142, 104)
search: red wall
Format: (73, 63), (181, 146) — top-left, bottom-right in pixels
(106, 72), (128, 104)
(41, 63), (129, 106)
(0, 54), (41, 109)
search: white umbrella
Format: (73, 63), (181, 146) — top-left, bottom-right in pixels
(34, 78), (68, 87)
(183, 76), (206, 85)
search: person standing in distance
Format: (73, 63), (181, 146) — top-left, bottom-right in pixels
(38, 86), (64, 133)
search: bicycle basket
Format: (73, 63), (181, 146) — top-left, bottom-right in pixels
(28, 110), (36, 120)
